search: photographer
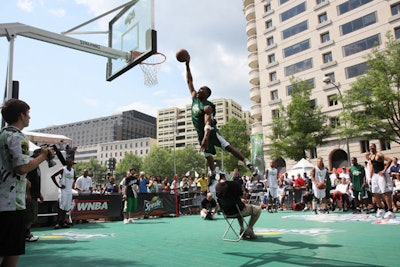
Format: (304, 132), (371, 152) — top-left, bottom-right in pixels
(200, 192), (217, 220)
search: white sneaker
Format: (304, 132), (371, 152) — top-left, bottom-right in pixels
(128, 218), (136, 223)
(384, 211), (396, 219)
(123, 218), (129, 224)
(376, 209), (385, 218)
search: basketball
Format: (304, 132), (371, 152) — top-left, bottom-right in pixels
(316, 182), (326, 190)
(176, 49), (190, 62)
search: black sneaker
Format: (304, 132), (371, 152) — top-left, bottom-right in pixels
(313, 209), (318, 215)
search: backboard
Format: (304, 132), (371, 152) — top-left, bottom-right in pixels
(106, 0), (156, 81)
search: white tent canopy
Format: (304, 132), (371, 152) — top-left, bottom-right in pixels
(23, 131), (71, 145)
(287, 158), (314, 178)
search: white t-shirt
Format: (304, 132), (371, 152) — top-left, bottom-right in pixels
(76, 176), (93, 194)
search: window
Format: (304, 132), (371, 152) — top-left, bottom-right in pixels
(330, 117), (340, 128)
(310, 147), (317, 159)
(285, 58), (313, 76)
(360, 140), (370, 153)
(345, 62), (369, 79)
(283, 39), (310, 58)
(269, 71), (277, 81)
(392, 3), (400, 15)
(266, 20), (273, 29)
(343, 34), (380, 57)
(310, 99), (316, 109)
(316, 0), (325, 4)
(280, 2), (306, 22)
(264, 3), (272, 12)
(340, 12), (376, 35)
(282, 20), (308, 39)
(396, 27), (400, 39)
(323, 52), (333, 63)
(271, 90), (279, 100)
(267, 36), (274, 46)
(328, 95), (338, 106)
(272, 109), (280, 118)
(286, 78), (314, 96)
(338, 0), (373, 15)
(280, 0), (289, 4)
(318, 12), (328, 23)
(268, 54), (276, 64)
(380, 139), (391, 151)
(320, 32), (330, 43)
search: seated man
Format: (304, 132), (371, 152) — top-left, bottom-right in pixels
(331, 177), (352, 211)
(200, 192), (217, 220)
(216, 174), (261, 239)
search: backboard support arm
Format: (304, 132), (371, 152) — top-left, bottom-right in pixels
(0, 22), (130, 100)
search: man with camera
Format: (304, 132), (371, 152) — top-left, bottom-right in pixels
(0, 99), (54, 267)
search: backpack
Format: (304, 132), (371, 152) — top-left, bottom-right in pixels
(292, 202), (305, 211)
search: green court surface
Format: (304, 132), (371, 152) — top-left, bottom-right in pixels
(21, 210), (398, 267)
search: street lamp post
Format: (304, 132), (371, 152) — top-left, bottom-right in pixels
(323, 77), (351, 166)
(173, 117), (177, 175)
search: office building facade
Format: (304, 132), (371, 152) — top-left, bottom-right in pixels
(243, 0), (400, 169)
(157, 98), (253, 150)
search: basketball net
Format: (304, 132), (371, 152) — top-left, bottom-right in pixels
(139, 52), (166, 87)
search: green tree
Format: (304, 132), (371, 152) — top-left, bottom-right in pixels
(343, 33), (400, 144)
(218, 118), (251, 173)
(114, 152), (143, 181)
(174, 145), (206, 177)
(268, 78), (331, 161)
(141, 147), (174, 178)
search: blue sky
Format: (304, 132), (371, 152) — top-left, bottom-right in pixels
(0, 0), (251, 131)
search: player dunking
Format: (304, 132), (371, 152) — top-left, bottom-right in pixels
(184, 57), (258, 183)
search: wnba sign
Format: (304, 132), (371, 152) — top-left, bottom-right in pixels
(71, 194), (122, 220)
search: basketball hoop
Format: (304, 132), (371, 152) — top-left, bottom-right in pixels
(138, 52), (166, 87)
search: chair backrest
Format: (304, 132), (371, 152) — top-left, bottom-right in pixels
(218, 198), (242, 216)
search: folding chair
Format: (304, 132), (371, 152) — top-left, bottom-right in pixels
(217, 199), (250, 242)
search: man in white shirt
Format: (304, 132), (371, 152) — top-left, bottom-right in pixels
(75, 169), (93, 195)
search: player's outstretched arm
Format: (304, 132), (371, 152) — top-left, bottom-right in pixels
(186, 61), (196, 99)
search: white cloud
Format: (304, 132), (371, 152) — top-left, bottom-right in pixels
(17, 0), (34, 12)
(117, 102), (158, 117)
(48, 8), (66, 18)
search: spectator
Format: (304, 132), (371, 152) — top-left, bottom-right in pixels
(180, 176), (190, 192)
(349, 157), (366, 213)
(389, 157), (400, 179)
(75, 169), (93, 195)
(330, 168), (338, 189)
(195, 173), (209, 196)
(51, 158), (76, 229)
(283, 172), (293, 188)
(147, 175), (157, 193)
(302, 179), (314, 211)
(331, 177), (352, 212)
(102, 176), (120, 194)
(156, 175), (163, 192)
(200, 193), (217, 220)
(162, 178), (171, 193)
(138, 171), (149, 193)
(25, 149), (44, 242)
(392, 173), (400, 212)
(294, 173), (306, 187)
(265, 160), (279, 213)
(123, 168), (139, 224)
(216, 174), (261, 239)
(277, 179), (287, 210)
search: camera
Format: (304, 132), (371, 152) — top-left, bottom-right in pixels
(33, 146), (57, 168)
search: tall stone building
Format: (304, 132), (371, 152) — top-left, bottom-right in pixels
(243, 0), (400, 169)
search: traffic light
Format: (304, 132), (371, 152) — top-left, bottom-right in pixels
(108, 157), (116, 170)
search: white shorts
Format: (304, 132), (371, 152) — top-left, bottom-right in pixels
(59, 192), (73, 211)
(312, 186), (326, 200)
(371, 173), (389, 194)
(269, 188), (278, 199)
